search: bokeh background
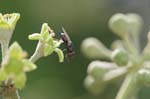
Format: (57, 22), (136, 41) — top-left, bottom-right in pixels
(0, 0), (150, 99)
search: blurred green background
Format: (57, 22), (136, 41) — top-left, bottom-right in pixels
(0, 0), (150, 99)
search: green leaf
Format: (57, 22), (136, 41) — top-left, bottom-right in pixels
(14, 73), (26, 89)
(9, 42), (24, 59)
(54, 48), (64, 63)
(44, 44), (54, 56)
(28, 33), (42, 40)
(23, 59), (37, 72)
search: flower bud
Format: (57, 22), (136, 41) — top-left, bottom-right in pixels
(81, 37), (111, 59)
(126, 13), (143, 35)
(84, 76), (105, 94)
(111, 48), (129, 66)
(109, 13), (143, 38)
(109, 13), (129, 37)
(136, 68), (150, 87)
(87, 61), (117, 80)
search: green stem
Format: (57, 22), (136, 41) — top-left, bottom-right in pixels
(132, 34), (140, 53)
(1, 41), (9, 61)
(103, 67), (128, 82)
(29, 41), (44, 63)
(123, 36), (137, 55)
(115, 73), (137, 99)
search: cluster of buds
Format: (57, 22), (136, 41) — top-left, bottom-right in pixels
(81, 13), (150, 99)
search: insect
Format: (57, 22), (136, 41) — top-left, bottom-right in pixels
(60, 27), (75, 60)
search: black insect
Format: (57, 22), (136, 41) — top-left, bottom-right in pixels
(60, 27), (75, 60)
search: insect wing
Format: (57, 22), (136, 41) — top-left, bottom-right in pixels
(62, 27), (72, 44)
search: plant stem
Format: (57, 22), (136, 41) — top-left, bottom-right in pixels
(103, 67), (128, 82)
(123, 36), (137, 55)
(132, 34), (140, 53)
(29, 41), (44, 63)
(1, 41), (9, 61)
(115, 73), (137, 99)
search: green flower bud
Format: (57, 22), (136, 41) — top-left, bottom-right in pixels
(87, 61), (117, 80)
(109, 13), (129, 37)
(84, 76), (105, 95)
(136, 68), (150, 87)
(126, 13), (143, 35)
(111, 48), (129, 66)
(81, 37), (111, 59)
(109, 13), (143, 38)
